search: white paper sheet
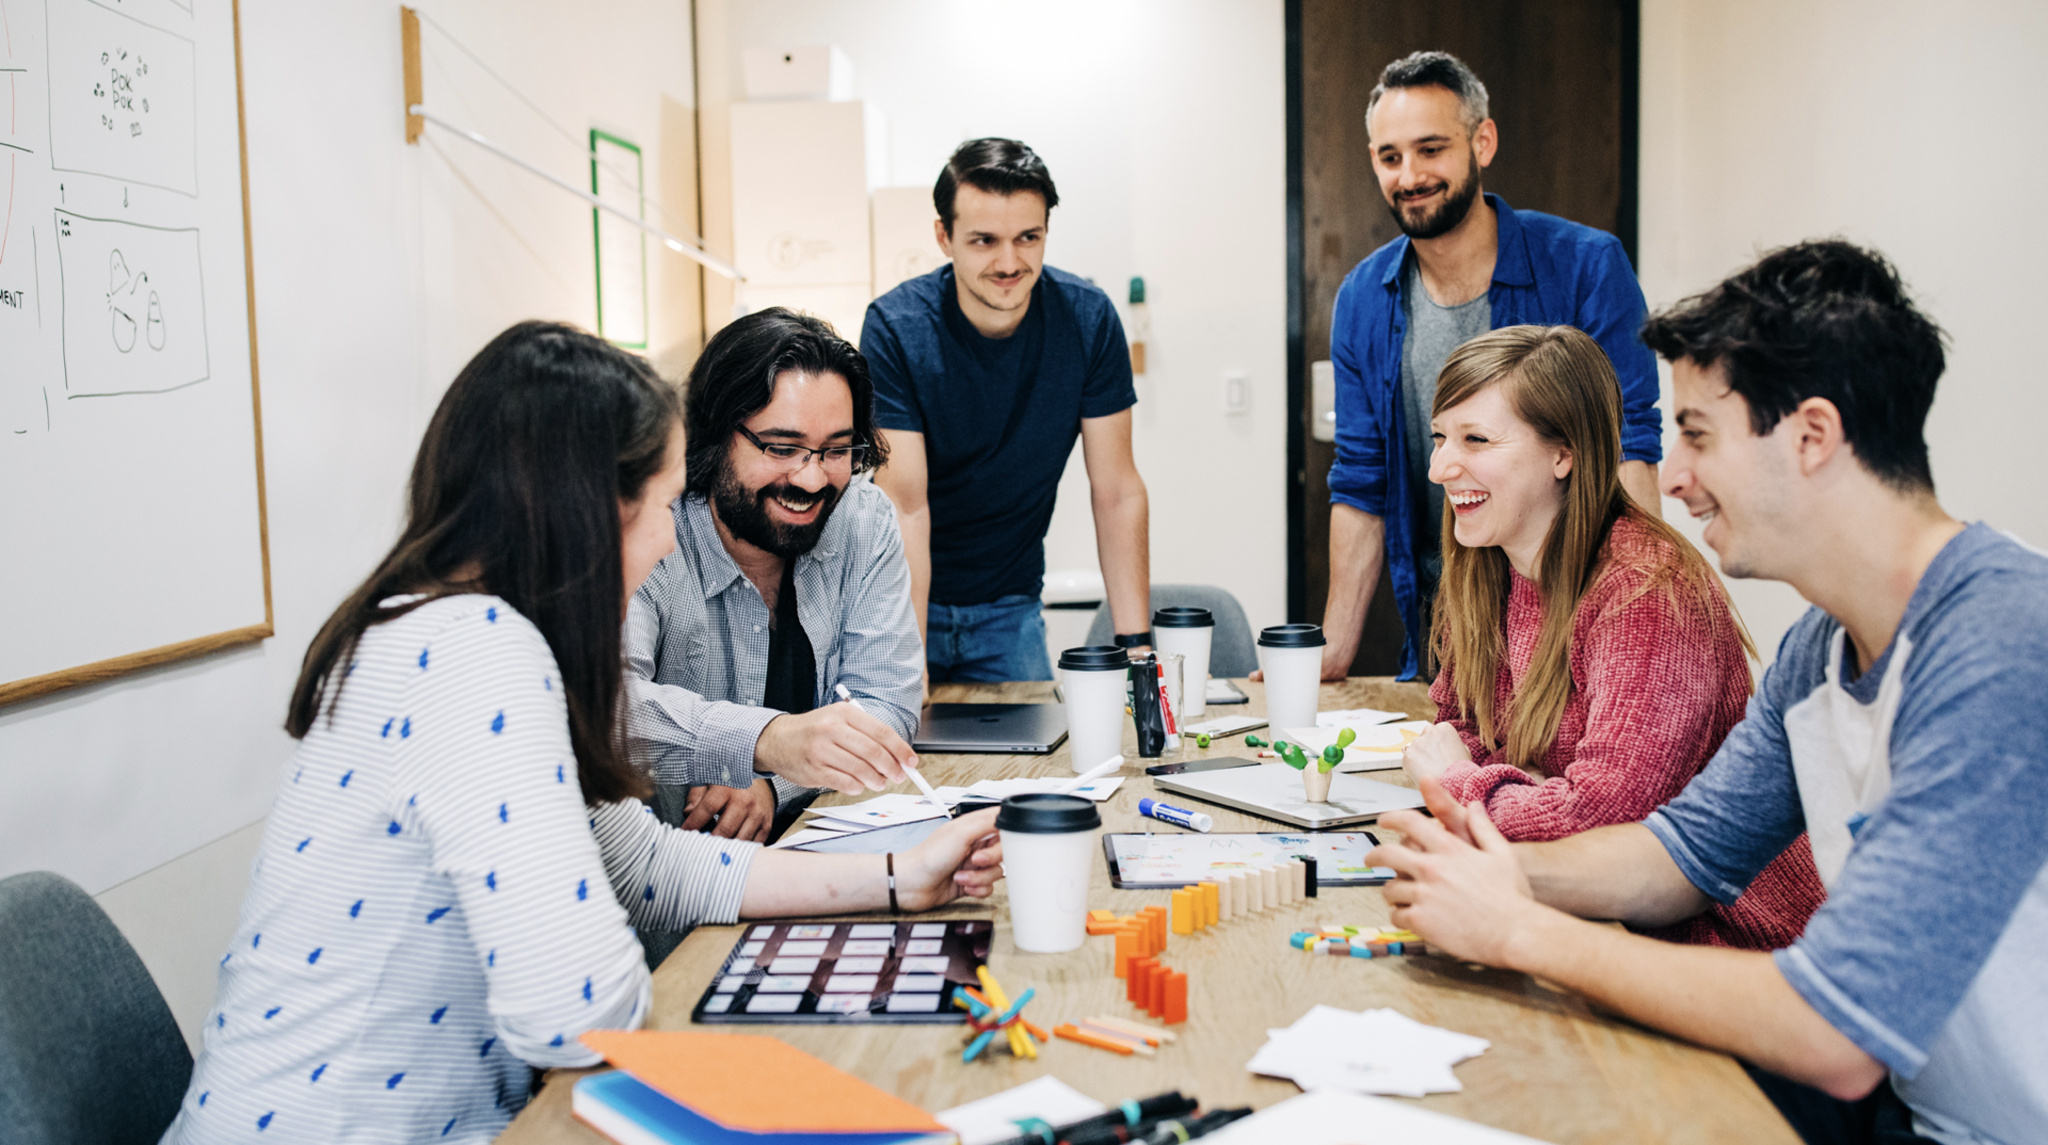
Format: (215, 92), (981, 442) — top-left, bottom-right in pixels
(1247, 1004), (1490, 1098)
(935, 1076), (1109, 1145)
(1205, 1090), (1556, 1144)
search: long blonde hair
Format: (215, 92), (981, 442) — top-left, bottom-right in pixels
(1431, 326), (1752, 768)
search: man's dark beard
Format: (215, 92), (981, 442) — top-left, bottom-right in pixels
(711, 458), (842, 558)
(1387, 152), (1482, 240)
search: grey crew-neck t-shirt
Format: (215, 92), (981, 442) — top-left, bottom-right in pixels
(1399, 254), (1491, 584)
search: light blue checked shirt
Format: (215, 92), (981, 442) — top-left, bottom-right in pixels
(624, 479), (923, 806)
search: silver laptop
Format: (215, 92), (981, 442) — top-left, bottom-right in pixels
(913, 703), (1069, 754)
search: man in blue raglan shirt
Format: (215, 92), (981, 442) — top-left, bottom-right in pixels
(865, 139), (1151, 684)
(1318, 51), (1663, 682)
(1368, 241), (2048, 1145)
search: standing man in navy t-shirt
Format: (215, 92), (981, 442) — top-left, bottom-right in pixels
(864, 138), (1151, 683)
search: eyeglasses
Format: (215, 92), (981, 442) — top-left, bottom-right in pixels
(735, 424), (868, 472)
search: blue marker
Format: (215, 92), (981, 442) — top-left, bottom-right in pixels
(1139, 798), (1213, 833)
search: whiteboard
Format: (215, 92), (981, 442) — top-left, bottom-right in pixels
(0, 0), (269, 705)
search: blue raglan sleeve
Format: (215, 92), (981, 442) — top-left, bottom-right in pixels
(1572, 236), (1663, 464)
(860, 303), (923, 434)
(1772, 566), (2048, 1076)
(1643, 612), (1824, 903)
(1326, 274), (1390, 517)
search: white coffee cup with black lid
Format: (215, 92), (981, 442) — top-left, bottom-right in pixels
(1058, 645), (1130, 776)
(997, 793), (1102, 953)
(1153, 607), (1215, 718)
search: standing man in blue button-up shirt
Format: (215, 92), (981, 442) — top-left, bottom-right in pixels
(1319, 51), (1663, 682)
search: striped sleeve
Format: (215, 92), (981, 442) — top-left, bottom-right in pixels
(590, 800), (757, 932)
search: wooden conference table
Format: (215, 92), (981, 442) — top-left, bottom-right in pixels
(501, 679), (1796, 1145)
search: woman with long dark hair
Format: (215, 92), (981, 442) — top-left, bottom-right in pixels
(1401, 325), (1822, 951)
(162, 322), (1001, 1144)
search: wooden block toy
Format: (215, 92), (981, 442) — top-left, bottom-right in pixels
(1164, 971), (1188, 1025)
(1264, 865), (1281, 906)
(1171, 888), (1195, 934)
(1127, 956), (1158, 1004)
(1143, 905), (1169, 950)
(1200, 881), (1220, 927)
(1113, 926), (1139, 977)
(1146, 963), (1167, 1018)
(1086, 909), (1121, 935)
(1290, 860), (1307, 901)
(1243, 869), (1262, 913)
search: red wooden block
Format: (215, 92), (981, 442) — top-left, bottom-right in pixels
(1164, 971), (1188, 1025)
(1146, 962), (1167, 1018)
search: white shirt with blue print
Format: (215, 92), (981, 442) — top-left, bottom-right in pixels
(161, 595), (757, 1145)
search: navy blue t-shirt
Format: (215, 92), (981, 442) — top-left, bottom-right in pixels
(861, 264), (1135, 605)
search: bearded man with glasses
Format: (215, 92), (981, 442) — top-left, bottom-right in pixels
(624, 309), (924, 898)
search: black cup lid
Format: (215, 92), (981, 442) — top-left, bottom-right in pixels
(1258, 623), (1327, 648)
(1153, 606), (1214, 629)
(995, 792), (1102, 834)
(1057, 645), (1129, 671)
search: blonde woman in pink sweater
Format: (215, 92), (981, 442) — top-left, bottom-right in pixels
(1401, 325), (1821, 950)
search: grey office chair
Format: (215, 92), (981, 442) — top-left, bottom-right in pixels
(0, 871), (193, 1145)
(1082, 584), (1260, 677)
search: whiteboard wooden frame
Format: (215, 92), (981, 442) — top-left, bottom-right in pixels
(0, 0), (272, 708)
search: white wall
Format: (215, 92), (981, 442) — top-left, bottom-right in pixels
(697, 0), (1292, 634)
(0, 0), (701, 1049)
(1639, 0), (2048, 658)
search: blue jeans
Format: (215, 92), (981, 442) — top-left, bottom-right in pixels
(926, 595), (1053, 683)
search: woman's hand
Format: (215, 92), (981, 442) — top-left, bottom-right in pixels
(893, 808), (1004, 911)
(1401, 721), (1473, 786)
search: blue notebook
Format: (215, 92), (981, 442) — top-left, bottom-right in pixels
(571, 1071), (950, 1145)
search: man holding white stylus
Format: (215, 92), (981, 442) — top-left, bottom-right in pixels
(626, 310), (925, 853)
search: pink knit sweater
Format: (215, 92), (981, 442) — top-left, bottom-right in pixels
(1433, 515), (1824, 951)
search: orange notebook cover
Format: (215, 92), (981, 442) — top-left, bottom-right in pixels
(580, 1030), (946, 1135)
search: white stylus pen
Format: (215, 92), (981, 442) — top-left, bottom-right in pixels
(835, 683), (946, 811)
(1056, 754), (1125, 795)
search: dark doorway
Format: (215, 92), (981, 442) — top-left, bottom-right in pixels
(1284, 0), (1639, 675)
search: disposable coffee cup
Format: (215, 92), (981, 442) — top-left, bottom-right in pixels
(1257, 623), (1326, 736)
(997, 793), (1103, 953)
(1058, 645), (1130, 775)
(1153, 607), (1214, 718)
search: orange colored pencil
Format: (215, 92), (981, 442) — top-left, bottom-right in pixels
(1055, 1023), (1135, 1055)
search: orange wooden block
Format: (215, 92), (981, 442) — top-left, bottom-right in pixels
(1112, 926), (1135, 977)
(1145, 905), (1169, 949)
(1146, 963), (1167, 1018)
(1127, 957), (1157, 1004)
(1163, 971), (1188, 1025)
(1086, 909), (1122, 936)
(1170, 889), (1194, 935)
(1202, 882), (1220, 928)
